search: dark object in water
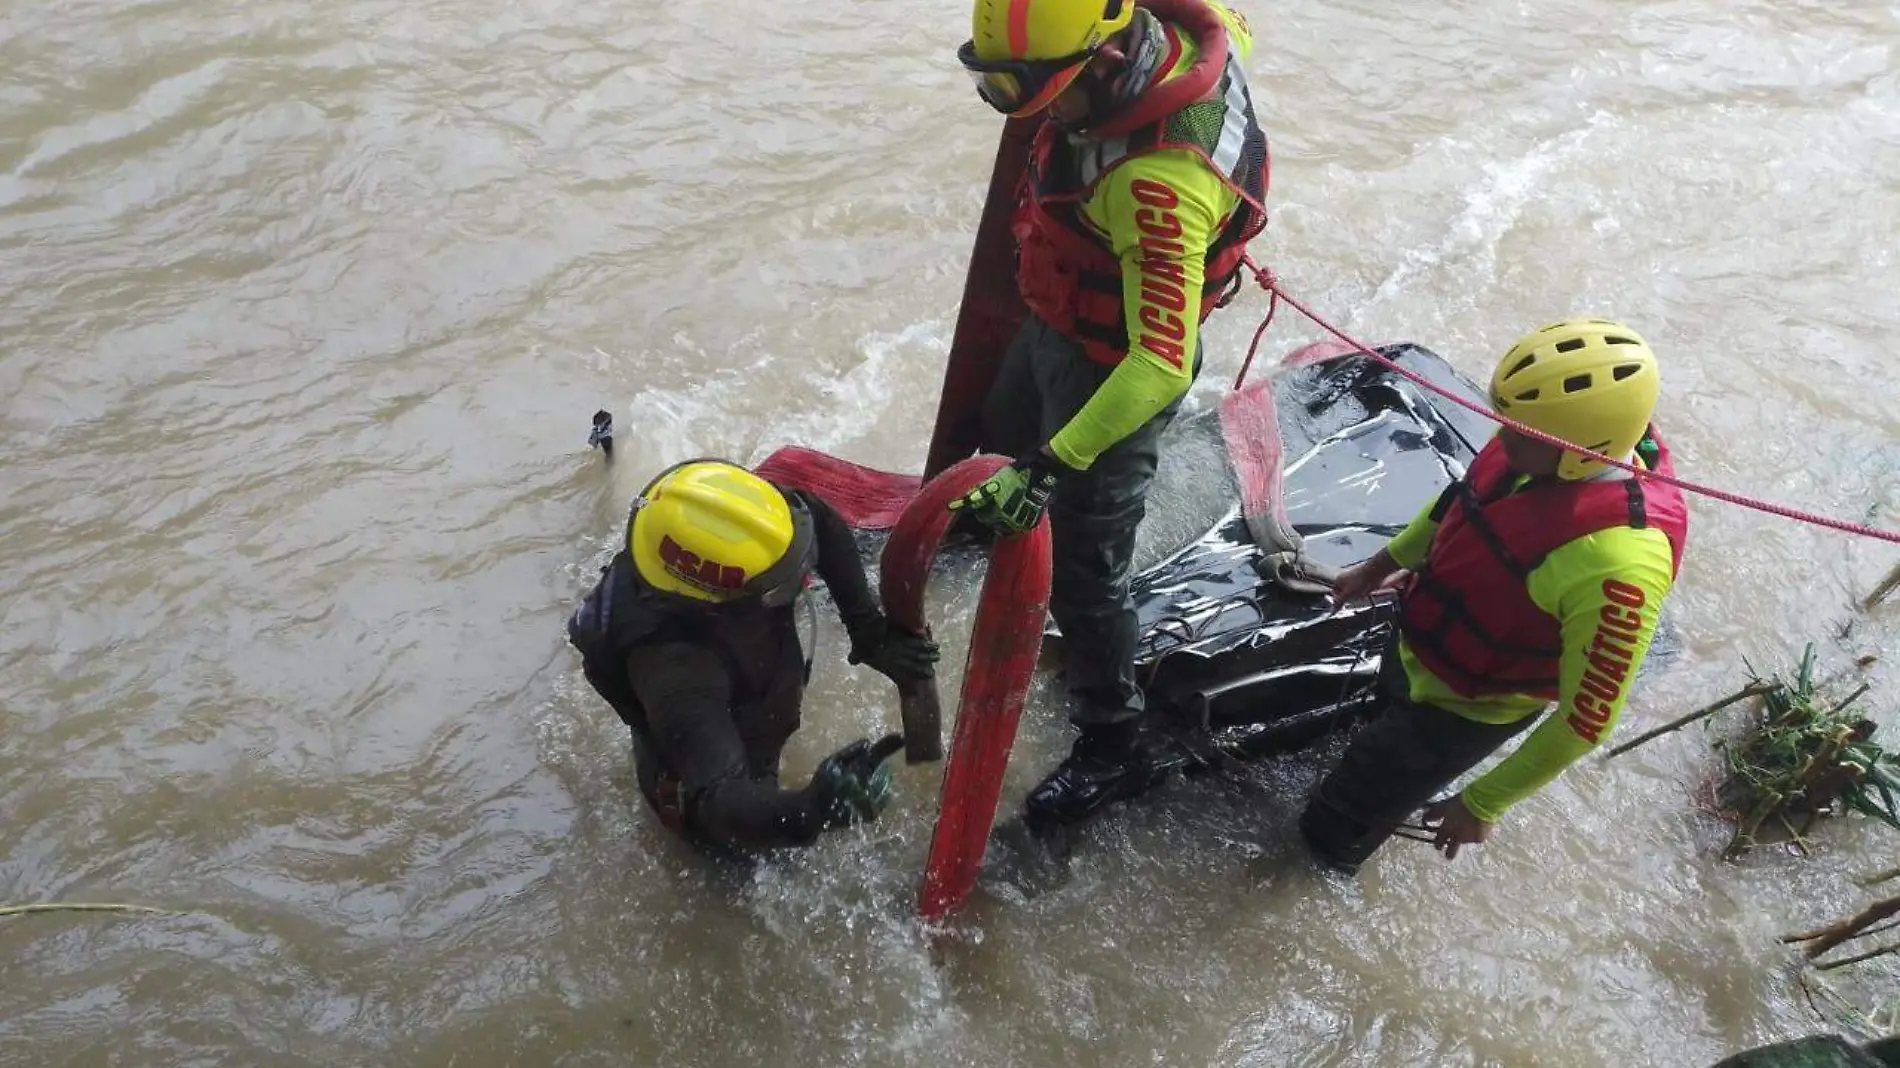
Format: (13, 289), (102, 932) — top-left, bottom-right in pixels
(1027, 342), (1685, 829)
(1070, 344), (1496, 814)
(589, 409), (614, 456)
(1707, 1035), (1900, 1068)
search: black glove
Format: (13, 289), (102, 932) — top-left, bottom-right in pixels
(845, 614), (941, 686)
(805, 734), (905, 831)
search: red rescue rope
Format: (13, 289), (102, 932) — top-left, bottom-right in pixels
(1231, 255), (1900, 546)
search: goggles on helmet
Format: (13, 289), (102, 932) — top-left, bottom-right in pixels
(957, 39), (1098, 117)
(744, 502), (816, 609)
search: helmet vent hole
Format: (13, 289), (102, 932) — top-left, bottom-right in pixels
(1604, 335), (1639, 346)
(1562, 373), (1592, 393)
(1612, 363), (1642, 381)
(1103, 0), (1124, 18)
(1513, 389), (1540, 401)
(1506, 354), (1537, 377)
(1554, 338), (1586, 354)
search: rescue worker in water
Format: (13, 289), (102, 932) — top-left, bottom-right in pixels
(950, 0), (1270, 825)
(567, 460), (940, 850)
(1303, 319), (1691, 873)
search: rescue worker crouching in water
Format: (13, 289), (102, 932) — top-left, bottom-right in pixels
(951, 0), (1270, 826)
(1301, 320), (1691, 873)
(568, 460), (940, 851)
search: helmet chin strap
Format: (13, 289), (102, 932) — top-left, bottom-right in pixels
(1054, 9), (1164, 134)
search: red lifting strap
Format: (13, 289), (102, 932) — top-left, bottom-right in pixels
(884, 458), (1053, 925)
(754, 446), (921, 530)
(752, 447), (1054, 925)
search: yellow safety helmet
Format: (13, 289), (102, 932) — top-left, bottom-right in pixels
(628, 460), (815, 606)
(959, 0), (1135, 117)
(1490, 318), (1662, 481)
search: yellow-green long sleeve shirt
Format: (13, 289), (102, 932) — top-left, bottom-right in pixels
(1046, 2), (1254, 470)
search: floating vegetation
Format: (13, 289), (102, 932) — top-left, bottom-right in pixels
(1611, 643), (1894, 859)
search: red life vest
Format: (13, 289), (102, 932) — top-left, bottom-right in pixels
(1011, 0), (1270, 366)
(1397, 429), (1690, 701)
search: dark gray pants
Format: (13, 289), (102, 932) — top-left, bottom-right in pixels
(978, 315), (1195, 728)
(1298, 647), (1537, 873)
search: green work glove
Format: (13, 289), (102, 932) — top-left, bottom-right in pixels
(845, 614), (941, 686)
(946, 451), (1065, 536)
(806, 734), (905, 831)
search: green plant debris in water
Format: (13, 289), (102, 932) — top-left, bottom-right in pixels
(1713, 643), (1897, 859)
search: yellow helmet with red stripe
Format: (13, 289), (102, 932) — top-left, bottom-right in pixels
(959, 0), (1135, 116)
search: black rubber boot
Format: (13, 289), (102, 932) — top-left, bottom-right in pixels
(1024, 721), (1167, 829)
(1296, 794), (1385, 876)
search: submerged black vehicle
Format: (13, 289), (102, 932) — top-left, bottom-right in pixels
(1049, 343), (1498, 818)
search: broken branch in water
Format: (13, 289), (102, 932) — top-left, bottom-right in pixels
(1815, 937), (1900, 972)
(1864, 560), (1900, 612)
(1784, 895), (1900, 958)
(0, 903), (173, 919)
(1606, 682), (1778, 759)
(1859, 864), (1900, 888)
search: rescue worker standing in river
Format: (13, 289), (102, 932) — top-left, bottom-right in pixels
(568, 460), (939, 851)
(950, 0), (1270, 825)
(1302, 320), (1691, 873)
